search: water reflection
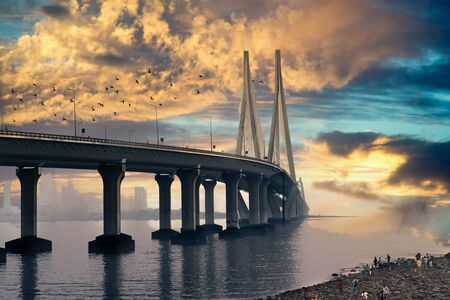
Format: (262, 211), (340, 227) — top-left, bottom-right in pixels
(2, 218), (444, 299)
(20, 255), (38, 300)
(158, 241), (173, 299)
(102, 254), (122, 299)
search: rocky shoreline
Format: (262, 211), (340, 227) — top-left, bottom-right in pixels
(269, 253), (450, 299)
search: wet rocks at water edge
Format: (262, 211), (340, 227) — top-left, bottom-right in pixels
(268, 254), (450, 299)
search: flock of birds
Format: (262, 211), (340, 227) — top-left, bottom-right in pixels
(6, 67), (267, 126)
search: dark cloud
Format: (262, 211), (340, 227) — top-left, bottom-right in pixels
(90, 53), (130, 66)
(316, 130), (450, 193)
(316, 131), (381, 157)
(38, 4), (70, 19)
(384, 139), (450, 192)
(312, 180), (380, 201)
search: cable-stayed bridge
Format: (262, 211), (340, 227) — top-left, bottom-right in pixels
(0, 50), (308, 258)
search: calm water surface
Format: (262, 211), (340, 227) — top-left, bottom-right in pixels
(0, 219), (447, 299)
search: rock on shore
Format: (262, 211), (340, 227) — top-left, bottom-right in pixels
(269, 255), (450, 299)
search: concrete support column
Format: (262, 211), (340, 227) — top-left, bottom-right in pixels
(223, 173), (241, 230)
(259, 178), (271, 224)
(203, 179), (216, 225)
(6, 167), (51, 254)
(178, 169), (199, 232)
(156, 174), (174, 230)
(89, 162), (134, 253)
(172, 169), (206, 245)
(152, 174), (178, 239)
(247, 174), (262, 225)
(195, 178), (201, 228)
(17, 167), (41, 237)
(99, 163), (125, 236)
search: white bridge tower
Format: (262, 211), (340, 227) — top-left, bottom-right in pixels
(268, 49), (296, 180)
(235, 51), (265, 159)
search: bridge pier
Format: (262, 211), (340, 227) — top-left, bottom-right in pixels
(152, 174), (178, 239)
(0, 248), (5, 263)
(241, 174), (267, 235)
(195, 178), (201, 228)
(89, 163), (135, 253)
(259, 178), (274, 230)
(6, 167), (51, 254)
(171, 169), (205, 245)
(198, 179), (222, 234)
(219, 172), (242, 239)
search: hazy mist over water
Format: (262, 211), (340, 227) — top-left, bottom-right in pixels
(0, 219), (447, 299)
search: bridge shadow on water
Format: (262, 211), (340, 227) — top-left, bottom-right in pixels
(12, 219), (305, 299)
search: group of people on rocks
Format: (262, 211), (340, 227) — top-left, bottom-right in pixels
(334, 252), (436, 299)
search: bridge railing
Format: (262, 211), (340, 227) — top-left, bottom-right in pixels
(0, 129), (273, 165)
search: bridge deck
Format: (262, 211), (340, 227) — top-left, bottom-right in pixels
(0, 130), (297, 193)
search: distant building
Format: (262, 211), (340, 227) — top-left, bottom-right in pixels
(134, 187), (148, 211)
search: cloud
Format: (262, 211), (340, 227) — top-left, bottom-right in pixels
(0, 0), (421, 127)
(314, 131), (450, 194)
(312, 180), (380, 201)
(38, 4), (70, 19)
(316, 131), (381, 157)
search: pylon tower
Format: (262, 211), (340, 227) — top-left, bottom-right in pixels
(268, 50), (296, 180)
(236, 51), (265, 159)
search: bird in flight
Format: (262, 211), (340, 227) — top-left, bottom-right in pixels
(199, 74), (203, 78)
(33, 93), (38, 98)
(97, 102), (104, 107)
(40, 101), (45, 106)
(110, 85), (114, 88)
(105, 87), (109, 91)
(53, 113), (57, 117)
(128, 103), (132, 108)
(259, 80), (264, 84)
(169, 83), (173, 87)
(150, 96), (154, 100)
(115, 90), (119, 94)
(32, 83), (38, 87)
(11, 88), (15, 93)
(13, 106), (17, 110)
(173, 97), (177, 100)
(115, 76), (119, 80)
(135, 79), (139, 84)
(113, 112), (118, 116)
(147, 68), (151, 74)
(32, 120), (37, 123)
(91, 107), (95, 111)
(53, 86), (56, 91)
(13, 119), (16, 123)
(70, 98), (74, 103)
(18, 98), (24, 103)
(120, 100), (125, 104)
(62, 117), (66, 121)
(196, 89), (200, 94)
(92, 118), (96, 122)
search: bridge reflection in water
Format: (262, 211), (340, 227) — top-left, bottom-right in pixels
(6, 220), (303, 299)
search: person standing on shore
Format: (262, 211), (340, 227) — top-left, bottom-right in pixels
(337, 278), (344, 294)
(387, 254), (391, 264)
(374, 257), (378, 268)
(382, 285), (390, 300)
(352, 278), (359, 295)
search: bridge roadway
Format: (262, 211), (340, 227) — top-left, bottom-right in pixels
(0, 130), (306, 256)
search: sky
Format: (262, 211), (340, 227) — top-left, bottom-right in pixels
(0, 0), (449, 246)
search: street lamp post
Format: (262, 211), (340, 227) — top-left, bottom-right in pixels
(151, 102), (162, 145)
(209, 116), (213, 152)
(128, 129), (134, 142)
(68, 88), (77, 137)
